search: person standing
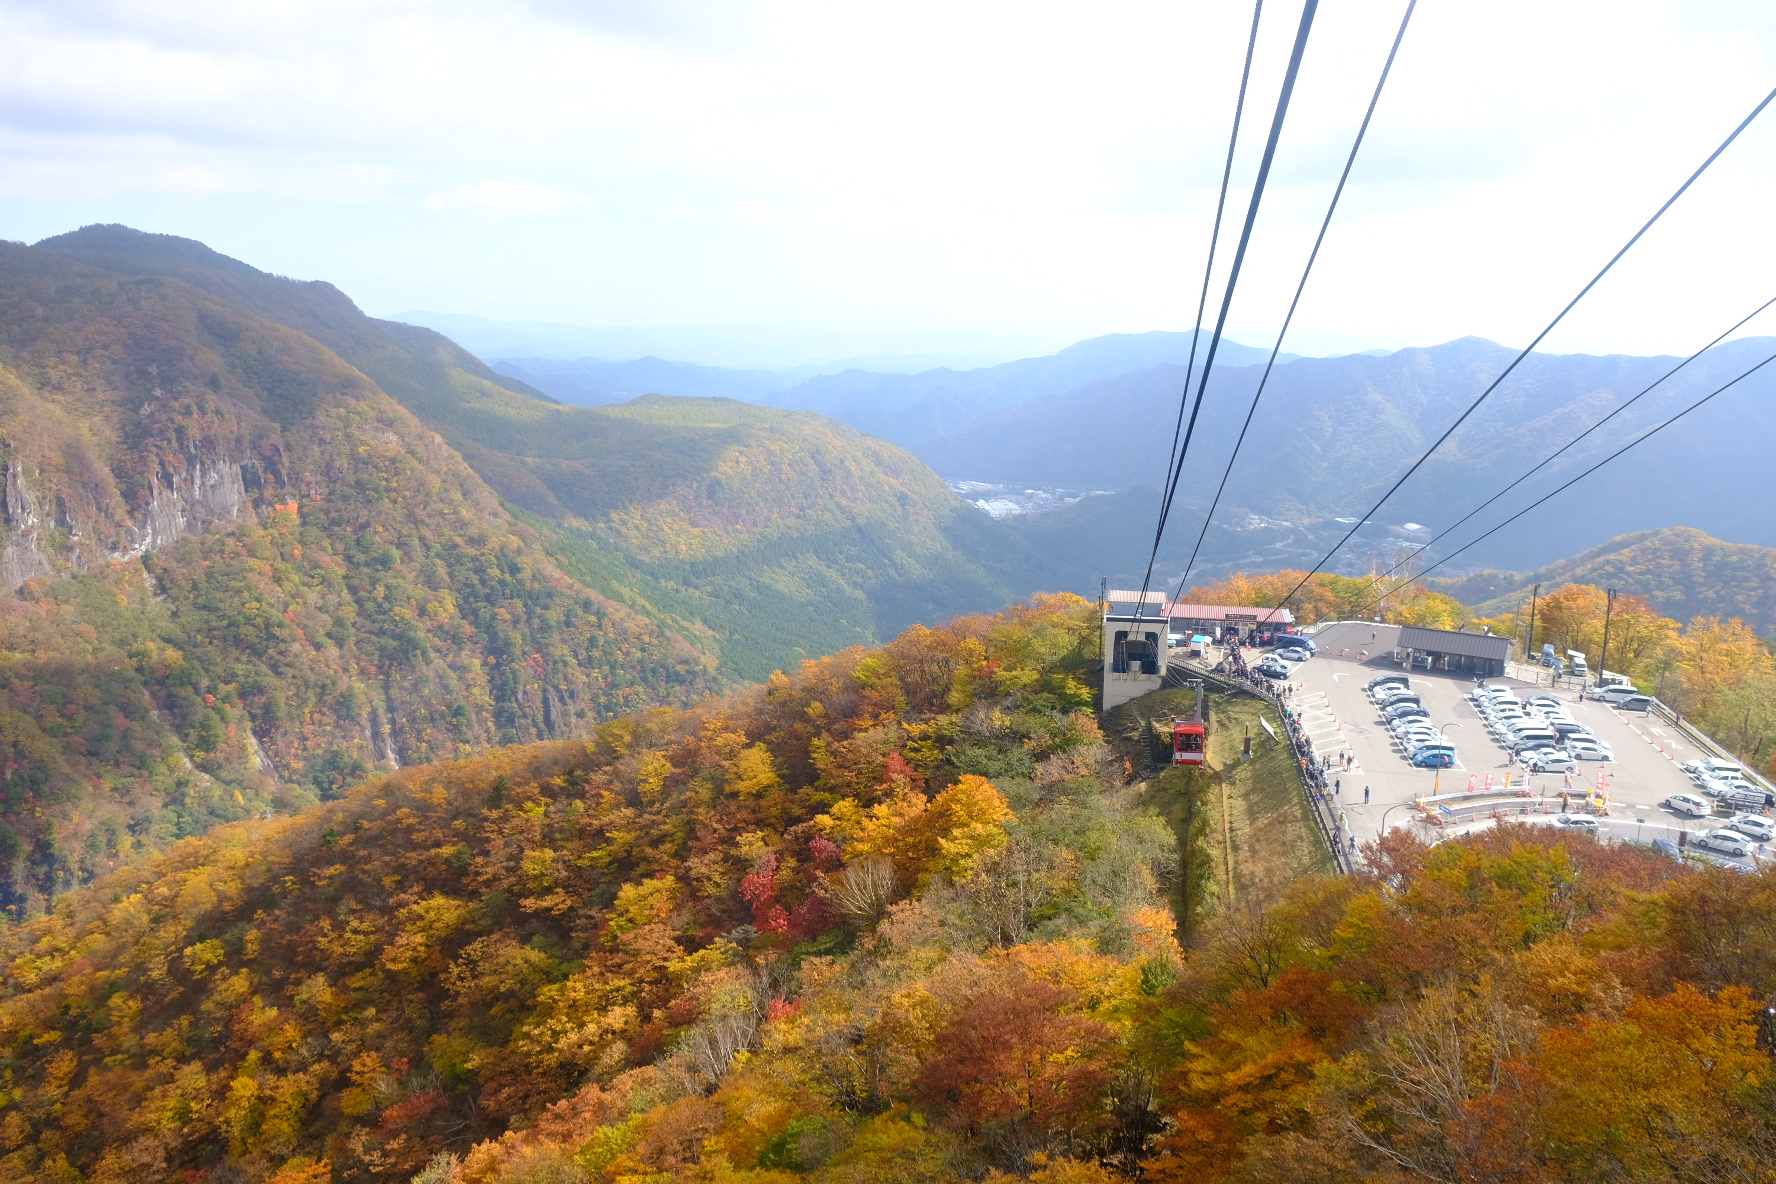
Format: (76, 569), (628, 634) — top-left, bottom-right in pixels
(1364, 785), (1371, 804)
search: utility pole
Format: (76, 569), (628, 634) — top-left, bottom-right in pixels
(1525, 583), (1540, 671)
(1596, 587), (1616, 693)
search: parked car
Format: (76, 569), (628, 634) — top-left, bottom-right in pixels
(1615, 695), (1654, 713)
(1566, 742), (1615, 763)
(1527, 696), (1563, 711)
(1526, 754), (1576, 773)
(1552, 814), (1600, 833)
(1367, 674), (1411, 693)
(1665, 793), (1712, 817)
(1385, 703), (1430, 721)
(1694, 829), (1752, 858)
(1378, 691), (1422, 708)
(1684, 757), (1745, 779)
(1411, 749), (1456, 768)
(1546, 718), (1589, 736)
(1276, 646), (1312, 662)
(1725, 814), (1776, 842)
(1253, 662), (1289, 680)
(1699, 775), (1757, 798)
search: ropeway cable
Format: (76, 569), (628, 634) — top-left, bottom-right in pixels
(1152, 0), (1265, 557)
(1355, 346), (1776, 614)
(1131, 0), (1320, 631)
(1266, 81), (1776, 618)
(1348, 289), (1776, 602)
(1174, 0), (1418, 598)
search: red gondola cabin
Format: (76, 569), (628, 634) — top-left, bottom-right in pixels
(1173, 719), (1206, 765)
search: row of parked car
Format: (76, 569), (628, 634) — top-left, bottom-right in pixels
(1552, 813), (1769, 861)
(1366, 674), (1457, 768)
(1467, 684), (1614, 772)
(1251, 638), (1315, 681)
(1676, 756), (1772, 811)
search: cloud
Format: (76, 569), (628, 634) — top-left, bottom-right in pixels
(421, 180), (591, 215)
(2, 0), (1776, 357)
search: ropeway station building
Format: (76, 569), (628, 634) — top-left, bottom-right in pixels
(1101, 591), (1295, 710)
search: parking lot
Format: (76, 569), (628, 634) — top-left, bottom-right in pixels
(1282, 621), (1770, 870)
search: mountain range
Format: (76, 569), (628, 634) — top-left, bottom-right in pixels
(486, 323), (1776, 581)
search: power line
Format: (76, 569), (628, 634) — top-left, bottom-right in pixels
(1350, 289), (1776, 601)
(1357, 346), (1776, 612)
(1132, 0), (1320, 627)
(1175, 0), (1418, 596)
(1268, 81), (1776, 617)
(1154, 0), (1264, 539)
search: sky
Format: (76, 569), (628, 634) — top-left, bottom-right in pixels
(4, 0), (1776, 365)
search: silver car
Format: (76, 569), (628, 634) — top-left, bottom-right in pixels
(1552, 814), (1601, 833)
(1725, 814), (1775, 843)
(1694, 829), (1752, 858)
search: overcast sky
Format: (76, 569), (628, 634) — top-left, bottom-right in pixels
(4, 0), (1776, 362)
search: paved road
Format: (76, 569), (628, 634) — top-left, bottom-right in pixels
(1283, 620), (1770, 870)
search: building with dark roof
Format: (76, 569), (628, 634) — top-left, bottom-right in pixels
(1396, 625), (1513, 676)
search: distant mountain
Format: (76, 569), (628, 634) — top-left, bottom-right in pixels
(388, 311), (1018, 371)
(759, 330), (1283, 452)
(913, 336), (1776, 572)
(1431, 526), (1776, 635)
(489, 355), (793, 407)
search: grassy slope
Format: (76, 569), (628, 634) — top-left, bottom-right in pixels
(1103, 686), (1328, 930)
(1206, 695), (1333, 899)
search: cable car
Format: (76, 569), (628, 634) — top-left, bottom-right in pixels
(1172, 718), (1206, 765)
(1172, 679), (1208, 766)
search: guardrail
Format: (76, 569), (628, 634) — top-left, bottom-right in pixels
(1646, 697), (1776, 796)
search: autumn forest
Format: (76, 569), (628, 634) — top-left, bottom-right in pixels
(4, 227), (1776, 1184)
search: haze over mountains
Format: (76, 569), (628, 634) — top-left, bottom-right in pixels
(480, 319), (1775, 577)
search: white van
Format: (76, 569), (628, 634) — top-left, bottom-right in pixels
(1665, 793), (1711, 817)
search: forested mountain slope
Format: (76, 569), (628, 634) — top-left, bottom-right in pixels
(0, 235), (714, 908)
(1432, 526), (1776, 635)
(0, 226), (1105, 908)
(33, 227), (1078, 678)
(0, 595), (1770, 1184)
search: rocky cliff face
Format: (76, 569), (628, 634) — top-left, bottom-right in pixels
(0, 450), (254, 591)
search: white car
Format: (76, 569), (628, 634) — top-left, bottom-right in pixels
(1684, 757), (1744, 780)
(1665, 793), (1712, 817)
(1552, 814), (1600, 834)
(1694, 829), (1752, 858)
(1566, 743), (1615, 763)
(1701, 776), (1758, 799)
(1526, 754), (1576, 773)
(1725, 814), (1775, 843)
